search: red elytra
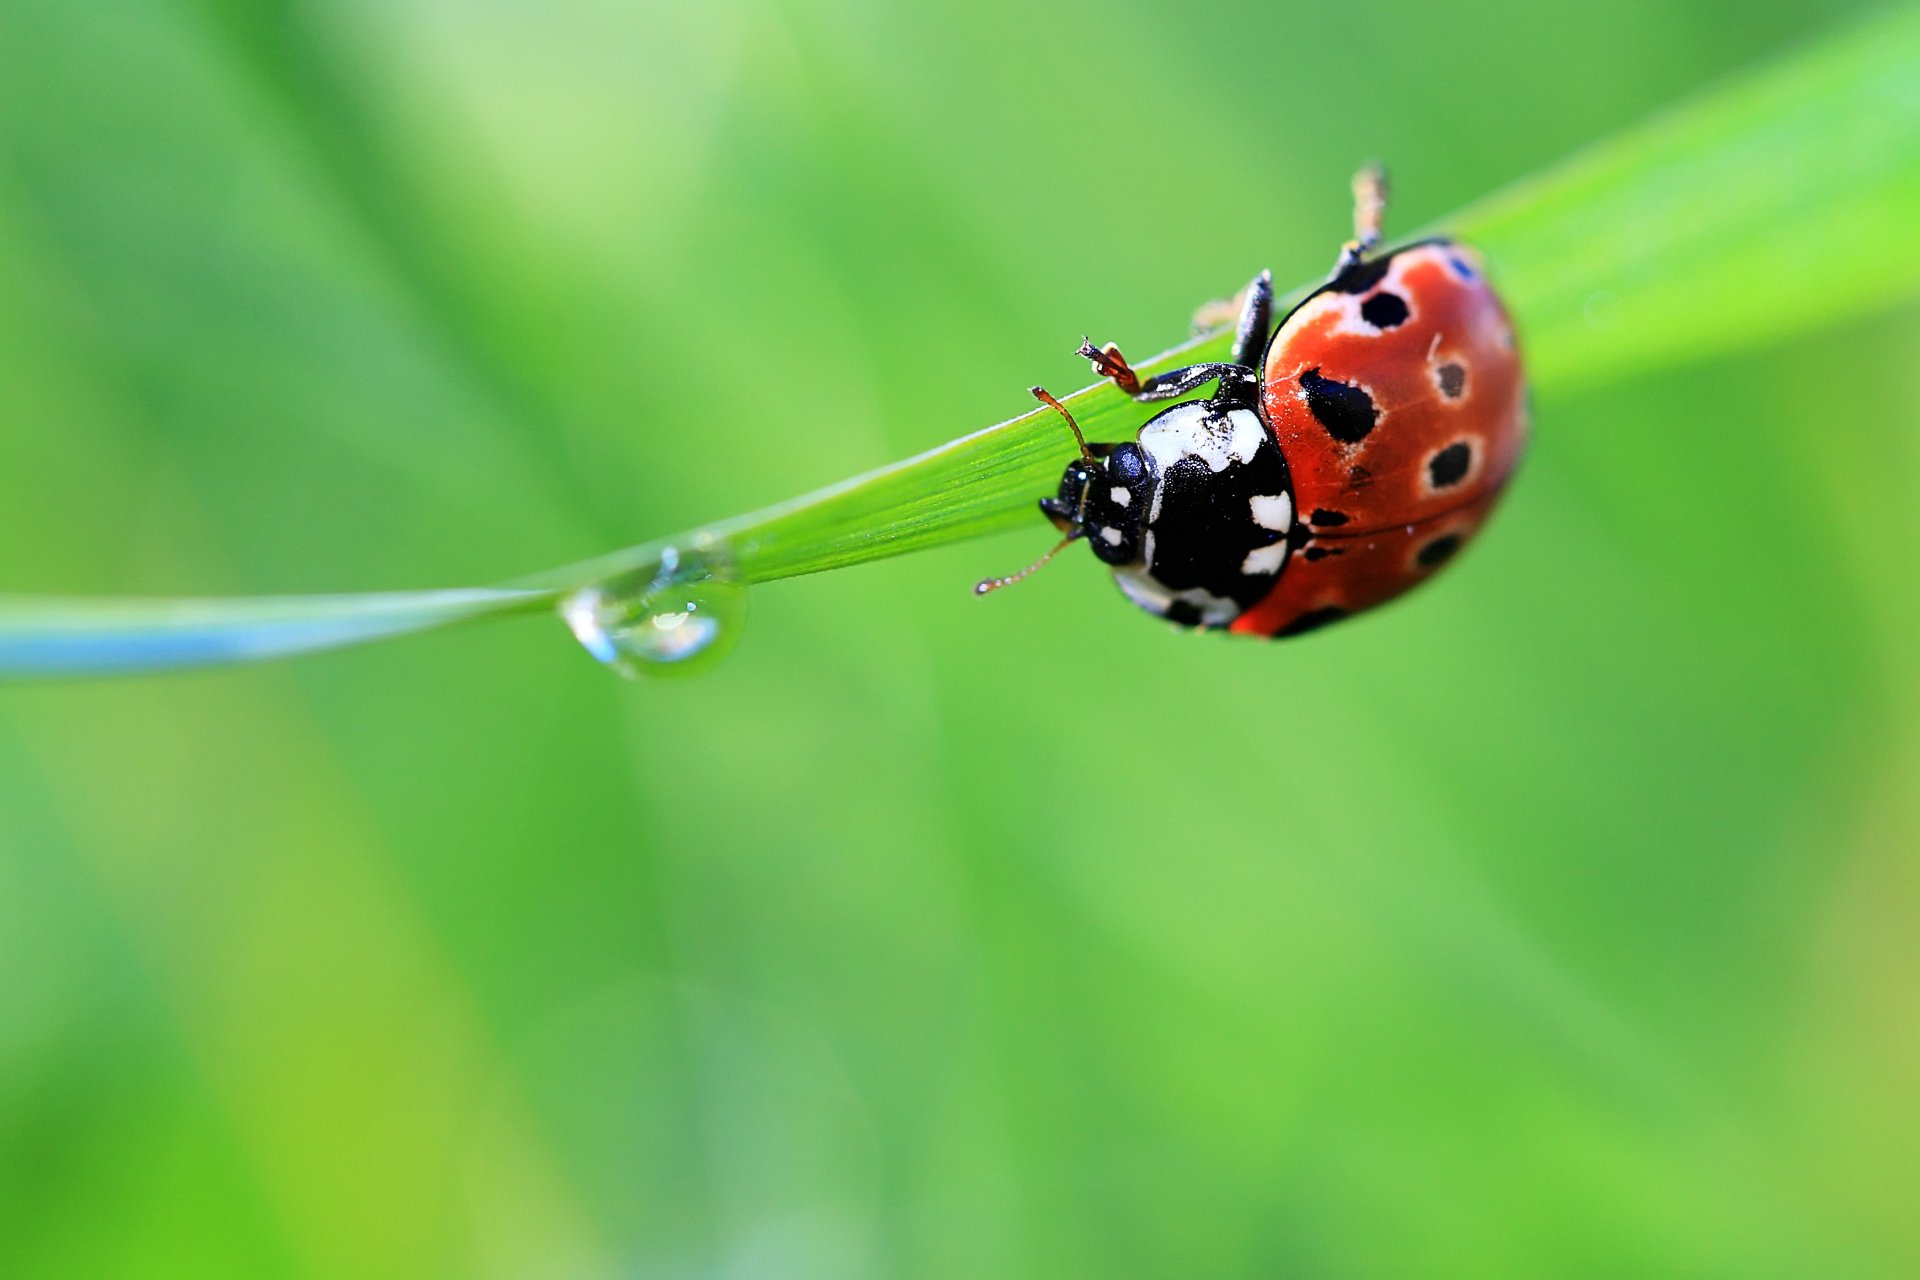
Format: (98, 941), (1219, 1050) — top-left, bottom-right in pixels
(1234, 241), (1528, 636)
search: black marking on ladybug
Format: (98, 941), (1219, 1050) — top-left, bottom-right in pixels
(1417, 534), (1463, 568)
(1436, 362), (1466, 399)
(1163, 599), (1204, 627)
(1277, 606), (1348, 637)
(1360, 292), (1409, 330)
(1332, 256), (1392, 294)
(1428, 442), (1473, 488)
(1310, 508), (1349, 527)
(1302, 545), (1345, 562)
(1299, 369), (1377, 444)
(1142, 413), (1292, 607)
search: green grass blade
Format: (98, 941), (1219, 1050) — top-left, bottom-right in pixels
(0, 589), (547, 677)
(3, 5), (1915, 677)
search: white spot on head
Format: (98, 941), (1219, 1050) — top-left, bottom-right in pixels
(1241, 543), (1288, 575)
(1109, 486), (1131, 506)
(1138, 404), (1265, 474)
(1099, 526), (1122, 547)
(1249, 493), (1292, 533)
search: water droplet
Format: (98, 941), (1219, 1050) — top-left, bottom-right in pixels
(560, 545), (748, 679)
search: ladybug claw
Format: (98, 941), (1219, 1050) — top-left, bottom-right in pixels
(1079, 339), (1146, 397)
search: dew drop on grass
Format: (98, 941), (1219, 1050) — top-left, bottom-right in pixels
(559, 544), (748, 679)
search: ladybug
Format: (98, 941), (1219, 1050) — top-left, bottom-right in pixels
(979, 168), (1527, 637)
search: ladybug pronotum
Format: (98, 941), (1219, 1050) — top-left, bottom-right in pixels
(981, 168), (1527, 638)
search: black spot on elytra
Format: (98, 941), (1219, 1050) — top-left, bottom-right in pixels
(1436, 362), (1466, 399)
(1332, 256), (1392, 294)
(1299, 369), (1377, 444)
(1417, 534), (1462, 568)
(1428, 442), (1473, 488)
(1310, 508), (1349, 527)
(1360, 291), (1409, 330)
(1277, 606), (1348, 637)
(1302, 545), (1346, 562)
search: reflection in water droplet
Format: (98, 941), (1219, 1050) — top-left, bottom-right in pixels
(560, 544), (748, 679)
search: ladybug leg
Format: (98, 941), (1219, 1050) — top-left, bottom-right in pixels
(1227, 269), (1273, 368)
(1135, 362), (1255, 402)
(1191, 266), (1269, 328)
(1077, 341), (1248, 403)
(1079, 339), (1148, 396)
(1192, 270), (1277, 353)
(1332, 163), (1390, 275)
(1079, 270), (1269, 403)
(1191, 294), (1242, 332)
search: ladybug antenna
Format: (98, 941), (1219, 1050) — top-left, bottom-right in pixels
(1031, 385), (1092, 461)
(975, 535), (1074, 597)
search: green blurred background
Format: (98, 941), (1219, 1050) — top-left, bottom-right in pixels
(3, 0), (1919, 1275)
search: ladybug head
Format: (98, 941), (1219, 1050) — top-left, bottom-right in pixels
(1040, 447), (1148, 567)
(976, 387), (1152, 598)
